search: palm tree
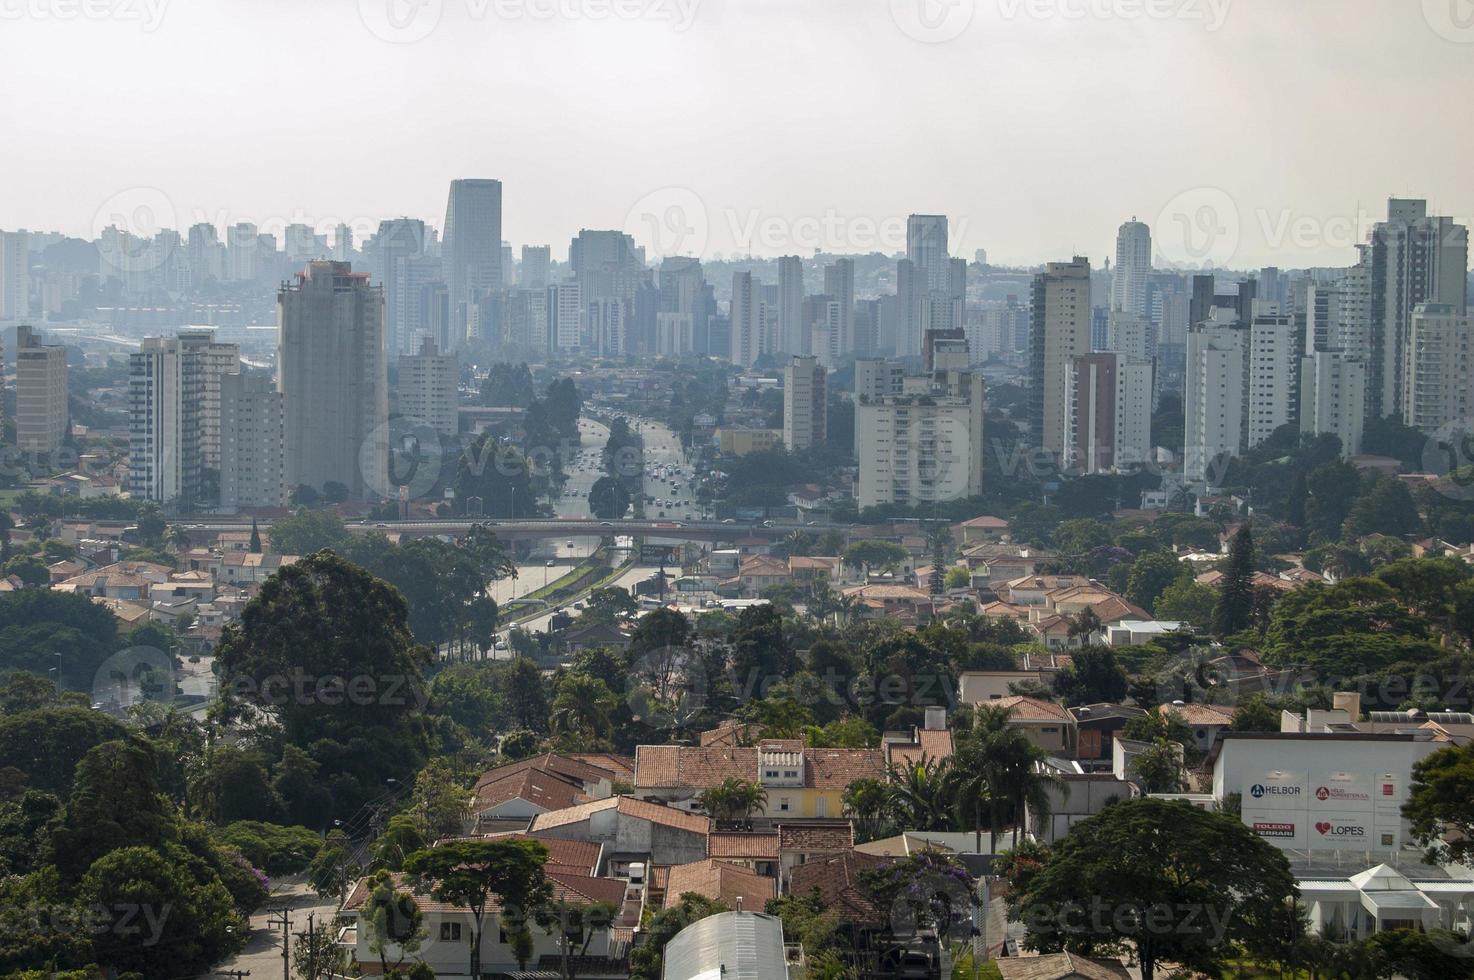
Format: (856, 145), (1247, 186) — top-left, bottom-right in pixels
(166, 524), (193, 553)
(696, 777), (768, 826)
(887, 758), (953, 832)
(549, 673), (618, 737)
(842, 777), (896, 844)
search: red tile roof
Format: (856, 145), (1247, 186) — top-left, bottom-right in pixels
(529, 796), (713, 836)
(787, 852), (891, 923)
(663, 859), (775, 910)
(994, 695), (1075, 723)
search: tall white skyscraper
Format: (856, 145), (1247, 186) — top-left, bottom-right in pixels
(1111, 219), (1152, 318)
(782, 355), (826, 452)
(1064, 352), (1152, 474)
(729, 271), (771, 368)
(443, 178), (503, 348)
(220, 372), (286, 511)
(128, 333), (240, 506)
(776, 256), (805, 356)
(398, 337), (459, 438)
(1404, 303), (1473, 432)
(1300, 351), (1366, 456)
(1184, 313), (1248, 484)
(0, 230), (30, 320)
(14, 325), (67, 454)
(1247, 305), (1297, 448)
(823, 258), (855, 360)
(548, 282), (584, 352)
(856, 368), (985, 509)
(1367, 198), (1468, 419)
(1029, 257), (1092, 455)
(278, 261), (388, 500)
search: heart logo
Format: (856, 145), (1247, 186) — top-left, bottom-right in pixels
(1315, 822), (1332, 835)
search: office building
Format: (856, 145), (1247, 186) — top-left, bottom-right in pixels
(782, 355), (826, 452)
(374, 217), (430, 355)
(855, 368), (985, 509)
(906, 214), (950, 293)
(589, 297), (626, 357)
(1111, 219), (1152, 318)
(14, 324), (67, 453)
(1404, 303), (1473, 432)
(823, 258), (855, 360)
(1029, 257), (1092, 456)
(520, 245), (551, 290)
(277, 261), (388, 500)
(1064, 352), (1153, 474)
(655, 312), (694, 357)
(219, 372), (285, 511)
(504, 289), (549, 351)
(398, 337), (459, 437)
(443, 178), (503, 347)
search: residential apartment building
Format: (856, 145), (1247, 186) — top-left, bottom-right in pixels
(1063, 352), (1152, 474)
(219, 372), (285, 510)
(277, 261), (388, 501)
(1247, 305), (1297, 447)
(1403, 303), (1472, 432)
(782, 355), (826, 452)
(1110, 218), (1152, 319)
(1184, 313), (1248, 484)
(128, 333), (240, 506)
(856, 368), (985, 509)
(398, 337), (458, 438)
(0, 230), (28, 320)
(14, 324), (67, 453)
(1029, 257), (1092, 456)
(1300, 350), (1367, 456)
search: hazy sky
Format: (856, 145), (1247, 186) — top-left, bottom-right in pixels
(3, 0), (1473, 269)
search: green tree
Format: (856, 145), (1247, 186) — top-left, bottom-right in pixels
(1404, 742), (1474, 866)
(1005, 798), (1296, 980)
(842, 777), (896, 843)
(551, 673), (619, 738)
(410, 757), (473, 840)
(249, 517), (262, 553)
(267, 509), (348, 555)
(1129, 741), (1185, 792)
(403, 838), (552, 980)
(1213, 525), (1255, 636)
(81, 846), (243, 977)
(1126, 550), (1183, 614)
(696, 777), (768, 825)
(361, 869), (426, 975)
(1052, 646), (1128, 706)
(308, 829), (358, 900)
(843, 540), (909, 576)
(1155, 576), (1217, 628)
(1230, 693), (1281, 732)
(628, 894), (727, 980)
(589, 475), (629, 519)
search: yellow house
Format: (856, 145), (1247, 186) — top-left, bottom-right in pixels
(633, 740), (885, 820)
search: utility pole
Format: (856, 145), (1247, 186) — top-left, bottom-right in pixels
(267, 907), (292, 980)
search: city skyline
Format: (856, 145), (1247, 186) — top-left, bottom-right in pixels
(3, 1), (1474, 267)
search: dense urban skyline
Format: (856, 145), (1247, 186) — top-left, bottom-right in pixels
(4, 0), (1474, 266)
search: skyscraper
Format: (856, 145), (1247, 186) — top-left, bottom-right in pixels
(777, 256), (805, 356)
(220, 372), (286, 511)
(398, 337), (459, 438)
(1111, 218), (1152, 318)
(128, 332), (240, 506)
(1, 230), (30, 320)
(856, 368), (984, 509)
(374, 217), (429, 355)
(1404, 304), (1473, 432)
(443, 178), (503, 348)
(1029, 257), (1092, 455)
(906, 214), (950, 293)
(729, 271), (771, 368)
(823, 258), (855, 360)
(547, 282), (584, 352)
(1064, 352), (1152, 474)
(520, 245), (551, 290)
(1184, 312), (1248, 484)
(1367, 198), (1468, 419)
(1247, 304), (1297, 448)
(783, 355), (826, 451)
(14, 325), (67, 454)
(278, 262), (388, 500)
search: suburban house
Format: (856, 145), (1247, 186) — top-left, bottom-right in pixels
(633, 740), (887, 820)
(658, 858), (775, 910)
(1071, 703), (1146, 762)
(1159, 701), (1236, 755)
(958, 670), (1057, 704)
(472, 754), (626, 828)
(989, 695), (1078, 757)
(529, 796), (712, 869)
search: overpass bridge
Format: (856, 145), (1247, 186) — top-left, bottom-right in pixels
(180, 517), (815, 543)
